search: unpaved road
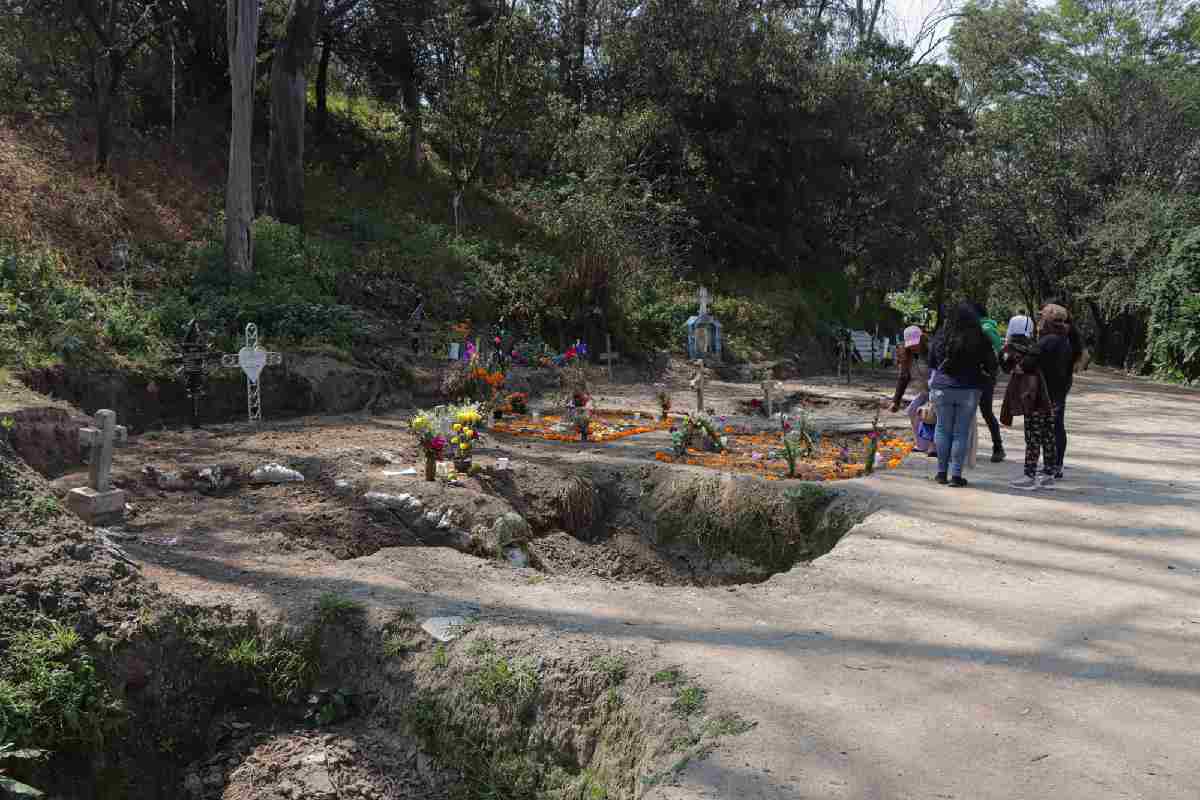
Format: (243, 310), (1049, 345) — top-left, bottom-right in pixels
(118, 368), (1200, 798)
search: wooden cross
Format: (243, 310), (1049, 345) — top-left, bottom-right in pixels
(220, 323), (282, 424)
(694, 360), (705, 412)
(600, 333), (620, 381)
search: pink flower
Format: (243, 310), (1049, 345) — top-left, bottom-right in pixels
(429, 436), (446, 452)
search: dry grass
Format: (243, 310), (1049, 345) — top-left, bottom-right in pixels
(557, 474), (597, 535)
(648, 471), (839, 568)
(0, 113), (218, 281)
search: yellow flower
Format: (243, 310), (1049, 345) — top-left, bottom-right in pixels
(463, 428), (473, 437)
(451, 437), (460, 444)
(452, 423), (462, 432)
(460, 443), (469, 451)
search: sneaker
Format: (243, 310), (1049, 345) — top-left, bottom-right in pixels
(927, 449), (939, 458)
(1037, 474), (1057, 490)
(1053, 469), (1064, 480)
(991, 448), (1006, 463)
(935, 472), (949, 485)
(1010, 475), (1038, 490)
(949, 476), (969, 488)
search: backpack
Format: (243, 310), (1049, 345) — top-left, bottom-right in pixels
(1000, 366), (1053, 425)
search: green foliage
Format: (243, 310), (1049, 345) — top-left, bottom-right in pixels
(1145, 227), (1200, 382)
(168, 218), (358, 351)
(467, 653), (540, 714)
(315, 593), (365, 627)
(220, 629), (319, 704)
(702, 712), (756, 738)
(672, 686), (706, 717)
(0, 620), (123, 750)
(651, 668), (682, 686)
(432, 644), (449, 669)
(592, 655), (627, 687)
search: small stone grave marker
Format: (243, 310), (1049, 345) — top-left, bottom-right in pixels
(67, 410), (127, 526)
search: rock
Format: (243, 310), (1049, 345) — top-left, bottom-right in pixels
(195, 465), (238, 493)
(294, 765), (336, 796)
(142, 465), (190, 491)
(421, 616), (467, 642)
(504, 546), (529, 568)
(183, 772), (204, 798)
(334, 479), (353, 496)
(250, 463), (305, 484)
(492, 512), (531, 548)
(203, 766), (225, 790)
(369, 451), (397, 465)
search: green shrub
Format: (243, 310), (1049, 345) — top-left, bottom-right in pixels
(0, 621), (124, 749)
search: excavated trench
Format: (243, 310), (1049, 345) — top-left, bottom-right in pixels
(2, 438), (724, 800)
(358, 461), (868, 587)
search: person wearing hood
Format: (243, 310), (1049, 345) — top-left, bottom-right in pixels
(928, 303), (997, 487)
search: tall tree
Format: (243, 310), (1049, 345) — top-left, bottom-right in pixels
(68, 0), (160, 170)
(265, 0), (323, 225)
(265, 0), (362, 224)
(225, 0), (259, 274)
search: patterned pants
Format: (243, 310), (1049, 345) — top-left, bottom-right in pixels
(1024, 412), (1057, 477)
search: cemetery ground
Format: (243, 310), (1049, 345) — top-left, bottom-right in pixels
(5, 367), (1200, 799)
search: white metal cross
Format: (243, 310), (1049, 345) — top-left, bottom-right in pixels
(220, 323), (283, 423)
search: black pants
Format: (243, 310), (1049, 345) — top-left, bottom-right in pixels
(1052, 397), (1067, 470)
(979, 378), (1003, 451)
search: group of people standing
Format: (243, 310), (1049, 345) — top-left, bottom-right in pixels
(890, 302), (1084, 489)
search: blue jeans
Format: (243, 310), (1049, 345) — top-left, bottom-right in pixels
(932, 387), (979, 478)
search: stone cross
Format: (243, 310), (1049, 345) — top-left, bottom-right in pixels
(698, 286), (710, 317)
(80, 416), (128, 472)
(67, 409), (127, 526)
(220, 323), (282, 424)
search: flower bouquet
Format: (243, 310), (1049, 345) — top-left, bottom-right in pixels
(410, 413), (447, 481)
(451, 404), (484, 471)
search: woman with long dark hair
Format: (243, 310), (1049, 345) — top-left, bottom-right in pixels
(928, 303), (998, 487)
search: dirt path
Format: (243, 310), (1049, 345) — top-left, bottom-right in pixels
(84, 368), (1200, 797)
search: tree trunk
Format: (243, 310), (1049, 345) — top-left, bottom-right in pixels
(95, 96), (114, 172)
(315, 36), (332, 138)
(226, 0), (259, 276)
(574, 0), (587, 105)
(93, 51), (123, 172)
(265, 0), (323, 226)
(402, 77), (424, 176)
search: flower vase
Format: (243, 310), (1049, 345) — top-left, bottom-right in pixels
(425, 454), (437, 481)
